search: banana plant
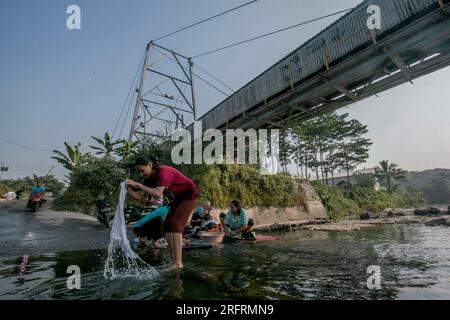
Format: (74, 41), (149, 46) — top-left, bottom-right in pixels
(51, 142), (89, 172)
(115, 140), (140, 160)
(89, 132), (122, 158)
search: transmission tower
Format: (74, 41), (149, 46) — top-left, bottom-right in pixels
(128, 41), (197, 144)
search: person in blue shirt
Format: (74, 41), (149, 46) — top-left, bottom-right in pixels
(191, 201), (213, 227)
(31, 181), (46, 194)
(224, 200), (255, 240)
(133, 204), (169, 247)
(27, 181), (46, 208)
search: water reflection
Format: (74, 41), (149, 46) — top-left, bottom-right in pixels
(0, 224), (449, 299)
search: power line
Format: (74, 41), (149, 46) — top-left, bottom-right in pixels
(118, 88), (138, 139)
(153, 0), (258, 42)
(192, 8), (352, 58)
(0, 138), (52, 152)
(1, 161), (65, 171)
(195, 63), (235, 92)
(112, 49), (146, 139)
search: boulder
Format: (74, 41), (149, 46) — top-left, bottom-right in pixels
(359, 212), (371, 220)
(414, 207), (443, 216)
(425, 217), (450, 227)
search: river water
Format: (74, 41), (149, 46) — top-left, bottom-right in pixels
(1, 223), (449, 300)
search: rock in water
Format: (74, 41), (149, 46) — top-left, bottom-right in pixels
(415, 207), (443, 216)
(425, 217), (450, 227)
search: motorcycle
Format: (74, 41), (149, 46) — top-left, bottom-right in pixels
(95, 198), (113, 228)
(124, 204), (145, 225)
(28, 192), (45, 213)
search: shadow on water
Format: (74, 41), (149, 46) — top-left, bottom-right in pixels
(1, 223), (449, 299)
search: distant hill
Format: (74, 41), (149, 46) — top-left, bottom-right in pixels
(399, 169), (450, 204)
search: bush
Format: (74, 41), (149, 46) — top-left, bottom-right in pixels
(124, 144), (299, 209)
(181, 163), (295, 208)
(52, 157), (125, 214)
(311, 181), (361, 220)
(0, 183), (9, 196)
(1, 175), (65, 198)
(311, 181), (425, 220)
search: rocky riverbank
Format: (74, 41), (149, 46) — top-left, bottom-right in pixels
(253, 205), (450, 232)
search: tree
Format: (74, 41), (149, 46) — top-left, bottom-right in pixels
(290, 113), (371, 186)
(2, 174), (65, 197)
(279, 129), (291, 173)
(51, 142), (89, 172)
(89, 132), (121, 158)
(375, 160), (406, 193)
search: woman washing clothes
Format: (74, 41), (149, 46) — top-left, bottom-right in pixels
(126, 155), (199, 271)
(223, 200), (256, 241)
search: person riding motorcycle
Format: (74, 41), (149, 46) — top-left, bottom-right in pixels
(26, 181), (46, 209)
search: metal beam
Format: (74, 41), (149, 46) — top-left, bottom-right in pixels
(129, 42), (152, 143)
(383, 47), (413, 83)
(147, 68), (191, 85)
(152, 42), (190, 60)
(321, 76), (358, 101)
(170, 78), (193, 111)
(289, 104), (316, 116)
(141, 99), (192, 114)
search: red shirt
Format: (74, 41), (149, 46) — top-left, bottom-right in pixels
(144, 165), (198, 200)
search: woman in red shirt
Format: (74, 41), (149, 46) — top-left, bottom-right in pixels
(126, 155), (198, 271)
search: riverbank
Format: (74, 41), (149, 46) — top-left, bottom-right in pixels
(2, 197), (448, 258)
(253, 205), (450, 232)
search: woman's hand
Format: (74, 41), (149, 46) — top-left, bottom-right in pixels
(125, 179), (140, 189)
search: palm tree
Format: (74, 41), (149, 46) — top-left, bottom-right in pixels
(375, 160), (406, 192)
(115, 140), (139, 159)
(51, 142), (89, 172)
(89, 132), (121, 157)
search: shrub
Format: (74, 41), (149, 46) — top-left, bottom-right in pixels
(52, 157), (125, 214)
(312, 181), (425, 220)
(0, 183), (9, 196)
(311, 181), (361, 220)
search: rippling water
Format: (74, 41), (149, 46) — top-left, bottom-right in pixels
(1, 223), (449, 299)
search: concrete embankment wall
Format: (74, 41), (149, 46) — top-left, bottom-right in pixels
(210, 180), (327, 227)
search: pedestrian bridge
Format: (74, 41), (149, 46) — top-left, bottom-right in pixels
(189, 0), (450, 134)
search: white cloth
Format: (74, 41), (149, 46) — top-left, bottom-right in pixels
(109, 181), (138, 258)
(104, 181), (159, 279)
(3, 192), (16, 201)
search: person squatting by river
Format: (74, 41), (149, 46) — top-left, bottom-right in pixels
(125, 155), (199, 271)
(223, 200), (256, 241)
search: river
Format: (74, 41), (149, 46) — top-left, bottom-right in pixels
(0, 223), (449, 299)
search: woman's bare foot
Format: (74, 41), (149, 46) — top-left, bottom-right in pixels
(162, 264), (183, 272)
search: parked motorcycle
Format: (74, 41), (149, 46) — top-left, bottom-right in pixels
(95, 198), (113, 228)
(124, 204), (145, 225)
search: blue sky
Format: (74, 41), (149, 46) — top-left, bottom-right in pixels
(1, 0), (449, 180)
